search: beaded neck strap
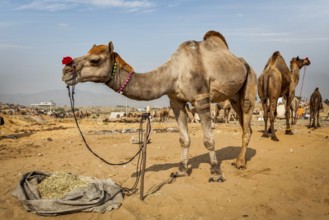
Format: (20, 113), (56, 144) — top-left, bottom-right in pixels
(106, 53), (135, 94)
(117, 70), (134, 94)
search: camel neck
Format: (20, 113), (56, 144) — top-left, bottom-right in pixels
(290, 63), (301, 84)
(106, 64), (173, 101)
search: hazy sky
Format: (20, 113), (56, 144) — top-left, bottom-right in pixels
(0, 0), (328, 105)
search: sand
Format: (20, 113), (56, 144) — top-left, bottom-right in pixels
(0, 113), (329, 220)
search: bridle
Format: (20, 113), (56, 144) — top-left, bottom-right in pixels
(105, 53), (135, 94)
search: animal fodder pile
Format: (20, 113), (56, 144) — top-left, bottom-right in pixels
(37, 172), (89, 199)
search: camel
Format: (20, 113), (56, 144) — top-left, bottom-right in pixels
(185, 103), (200, 123)
(283, 96), (300, 125)
(212, 100), (233, 123)
(151, 107), (171, 122)
(258, 51), (310, 141)
(62, 30), (257, 181)
(308, 87), (323, 129)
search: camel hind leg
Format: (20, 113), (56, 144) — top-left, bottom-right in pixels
(261, 100), (270, 138)
(230, 64), (257, 169)
(316, 110), (321, 128)
(230, 97), (254, 169)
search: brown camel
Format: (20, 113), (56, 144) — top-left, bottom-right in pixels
(62, 30), (257, 181)
(308, 87), (323, 129)
(283, 96), (300, 125)
(258, 51), (310, 141)
(152, 107), (171, 122)
(185, 103), (200, 123)
(212, 100), (233, 123)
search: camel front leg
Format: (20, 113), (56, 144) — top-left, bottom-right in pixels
(170, 99), (190, 177)
(285, 94), (294, 135)
(194, 94), (225, 182)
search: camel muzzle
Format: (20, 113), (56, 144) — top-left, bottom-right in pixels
(62, 65), (78, 85)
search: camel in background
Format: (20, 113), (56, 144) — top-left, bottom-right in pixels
(62, 30), (257, 181)
(258, 51), (310, 141)
(211, 100), (234, 123)
(185, 103), (200, 123)
(308, 87), (323, 129)
(151, 107), (171, 122)
(283, 96), (300, 125)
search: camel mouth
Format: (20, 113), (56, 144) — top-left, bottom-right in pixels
(63, 77), (78, 86)
(305, 57), (311, 66)
(62, 67), (79, 85)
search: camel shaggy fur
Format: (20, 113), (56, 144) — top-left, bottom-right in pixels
(258, 51), (310, 141)
(62, 30), (257, 181)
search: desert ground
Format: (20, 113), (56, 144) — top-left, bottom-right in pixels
(0, 106), (329, 220)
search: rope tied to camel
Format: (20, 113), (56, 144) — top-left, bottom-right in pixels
(66, 85), (151, 195)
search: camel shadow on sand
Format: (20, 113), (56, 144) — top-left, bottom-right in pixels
(132, 146), (256, 198)
(144, 146), (256, 174)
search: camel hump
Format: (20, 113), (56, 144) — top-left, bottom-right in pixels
(203, 30), (229, 48)
(264, 51), (281, 70)
(269, 51), (281, 65)
(272, 51), (280, 58)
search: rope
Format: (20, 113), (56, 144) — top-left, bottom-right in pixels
(295, 66), (307, 123)
(66, 86), (151, 195)
(299, 66), (307, 98)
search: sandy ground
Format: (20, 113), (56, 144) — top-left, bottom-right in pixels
(0, 113), (329, 220)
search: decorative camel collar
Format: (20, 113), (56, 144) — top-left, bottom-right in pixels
(107, 52), (135, 94)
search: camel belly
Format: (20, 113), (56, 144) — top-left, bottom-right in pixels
(210, 79), (244, 102)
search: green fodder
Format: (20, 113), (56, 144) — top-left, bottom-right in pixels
(37, 172), (89, 199)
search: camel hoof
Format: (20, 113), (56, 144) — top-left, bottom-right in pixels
(170, 171), (189, 178)
(285, 130), (293, 135)
(262, 133), (269, 138)
(231, 162), (246, 170)
(271, 136), (279, 142)
(209, 175), (225, 183)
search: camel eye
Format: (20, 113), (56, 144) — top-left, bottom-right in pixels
(90, 57), (101, 65)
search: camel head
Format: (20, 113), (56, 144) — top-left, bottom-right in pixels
(62, 42), (115, 86)
(290, 56), (311, 69)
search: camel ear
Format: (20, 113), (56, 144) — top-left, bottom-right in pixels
(108, 41), (114, 54)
